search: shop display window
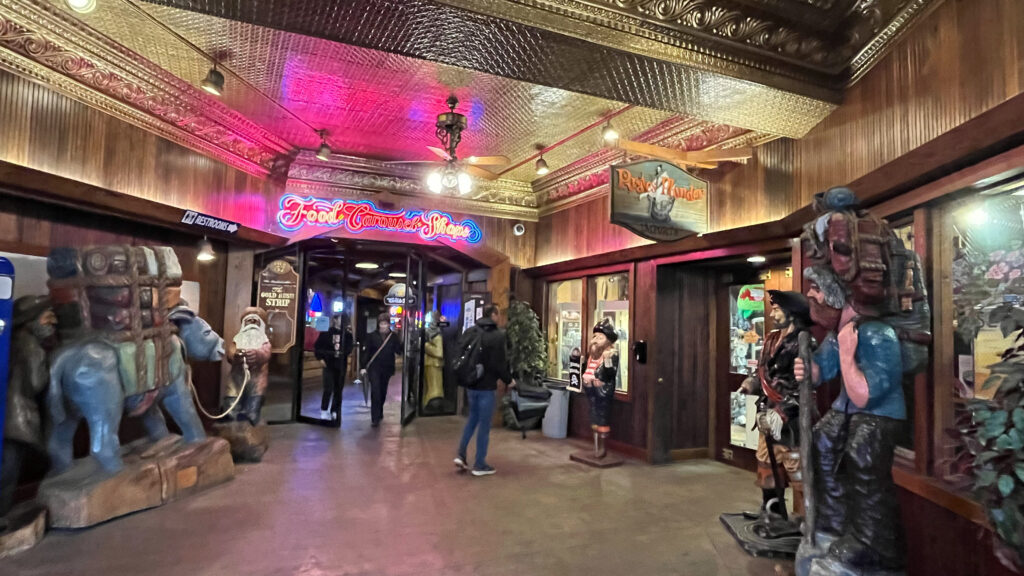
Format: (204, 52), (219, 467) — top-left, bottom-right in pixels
(546, 279), (583, 380)
(728, 283), (764, 449)
(588, 273), (630, 394)
(892, 222), (917, 458)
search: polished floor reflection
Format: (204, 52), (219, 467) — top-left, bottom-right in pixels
(5, 385), (790, 576)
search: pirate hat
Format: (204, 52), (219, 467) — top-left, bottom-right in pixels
(593, 318), (618, 343)
(767, 290), (812, 329)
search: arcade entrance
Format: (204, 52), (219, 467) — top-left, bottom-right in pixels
(252, 238), (488, 428)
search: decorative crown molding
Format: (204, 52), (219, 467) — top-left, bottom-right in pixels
(0, 0), (292, 177)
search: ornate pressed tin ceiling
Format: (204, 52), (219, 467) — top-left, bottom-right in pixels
(0, 0), (940, 220)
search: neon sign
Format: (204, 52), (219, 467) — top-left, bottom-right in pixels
(277, 194), (483, 244)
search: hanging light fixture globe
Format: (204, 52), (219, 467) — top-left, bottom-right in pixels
(427, 170), (443, 193)
(200, 66), (224, 96)
(457, 172), (472, 195)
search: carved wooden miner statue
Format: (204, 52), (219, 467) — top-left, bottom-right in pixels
(794, 187), (930, 576)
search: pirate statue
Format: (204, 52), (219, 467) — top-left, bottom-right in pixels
(739, 291), (813, 524)
(793, 187), (929, 575)
(1, 296), (55, 528)
(571, 318), (621, 467)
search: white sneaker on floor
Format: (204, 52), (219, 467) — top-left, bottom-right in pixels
(320, 409), (331, 420)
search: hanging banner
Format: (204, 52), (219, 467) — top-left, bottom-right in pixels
(566, 349), (582, 393)
(609, 160), (708, 242)
(276, 195), (483, 244)
(258, 259), (299, 353)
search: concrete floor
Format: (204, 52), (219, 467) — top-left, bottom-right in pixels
(5, 384), (792, 576)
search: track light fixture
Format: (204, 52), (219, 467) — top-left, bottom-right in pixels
(535, 156), (550, 176)
(315, 130), (331, 161)
(601, 121), (619, 142)
(200, 64), (224, 96)
(65, 0), (97, 13)
(197, 237), (216, 262)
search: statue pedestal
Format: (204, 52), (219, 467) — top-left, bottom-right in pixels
(213, 421), (269, 463)
(570, 450), (623, 468)
(0, 502), (46, 559)
(37, 435), (234, 529)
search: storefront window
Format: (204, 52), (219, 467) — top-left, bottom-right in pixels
(729, 283), (764, 448)
(951, 196), (1024, 400)
(944, 193), (1024, 479)
(546, 279), (582, 380)
(588, 273), (630, 393)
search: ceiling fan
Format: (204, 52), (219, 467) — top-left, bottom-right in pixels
(608, 137), (753, 170)
(385, 95), (509, 193)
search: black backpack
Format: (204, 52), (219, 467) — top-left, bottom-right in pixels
(453, 327), (484, 387)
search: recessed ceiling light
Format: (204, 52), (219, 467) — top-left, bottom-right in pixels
(389, 272), (407, 278)
(747, 255), (766, 264)
(65, 0), (97, 13)
(355, 262), (379, 270)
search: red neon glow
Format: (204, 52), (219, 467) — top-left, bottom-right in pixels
(277, 195), (483, 244)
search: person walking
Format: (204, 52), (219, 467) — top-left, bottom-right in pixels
(454, 305), (515, 476)
(361, 312), (402, 428)
(314, 313), (354, 420)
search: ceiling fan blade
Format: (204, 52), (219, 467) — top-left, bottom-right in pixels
(463, 165), (499, 181)
(613, 139), (740, 169)
(381, 160), (442, 166)
(426, 146), (452, 161)
(465, 155), (511, 167)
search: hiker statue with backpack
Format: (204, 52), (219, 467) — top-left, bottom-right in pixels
(793, 187), (930, 576)
(453, 305), (514, 477)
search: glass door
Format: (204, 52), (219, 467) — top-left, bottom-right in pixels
(252, 245), (305, 424)
(297, 245), (349, 427)
(401, 252), (425, 426)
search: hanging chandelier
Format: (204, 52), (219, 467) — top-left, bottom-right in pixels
(427, 95), (472, 195)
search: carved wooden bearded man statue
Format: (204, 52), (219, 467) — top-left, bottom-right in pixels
(581, 318), (619, 460)
(224, 307), (272, 425)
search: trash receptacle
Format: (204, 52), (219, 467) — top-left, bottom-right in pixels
(543, 382), (570, 439)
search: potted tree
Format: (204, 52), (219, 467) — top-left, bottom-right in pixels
(502, 299), (551, 435)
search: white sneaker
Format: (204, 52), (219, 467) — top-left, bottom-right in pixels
(320, 409), (331, 420)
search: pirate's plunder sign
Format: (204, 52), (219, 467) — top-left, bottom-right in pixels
(609, 160), (708, 242)
(277, 194), (483, 244)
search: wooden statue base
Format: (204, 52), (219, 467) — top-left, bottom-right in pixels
(37, 435), (234, 529)
(570, 450), (624, 468)
(0, 502), (46, 559)
(213, 421), (269, 463)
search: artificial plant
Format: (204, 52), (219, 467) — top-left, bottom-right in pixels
(505, 299), (548, 387)
(958, 303), (1024, 572)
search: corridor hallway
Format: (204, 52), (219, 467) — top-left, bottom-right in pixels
(5, 393), (788, 576)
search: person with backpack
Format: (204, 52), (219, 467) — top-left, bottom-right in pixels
(453, 305), (514, 476)
(314, 313), (354, 421)
(361, 312), (402, 428)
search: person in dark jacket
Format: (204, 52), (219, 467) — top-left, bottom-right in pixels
(314, 313), (354, 420)
(454, 305), (515, 476)
(361, 312), (402, 427)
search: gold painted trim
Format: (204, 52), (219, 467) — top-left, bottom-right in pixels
(0, 0), (291, 177)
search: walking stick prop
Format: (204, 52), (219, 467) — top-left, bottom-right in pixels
(798, 331), (815, 546)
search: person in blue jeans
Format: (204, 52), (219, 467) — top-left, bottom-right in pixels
(455, 305), (515, 476)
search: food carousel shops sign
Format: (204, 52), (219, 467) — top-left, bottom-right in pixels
(276, 194), (483, 244)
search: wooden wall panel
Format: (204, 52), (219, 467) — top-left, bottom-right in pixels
(464, 213), (536, 269)
(794, 0), (1024, 203)
(535, 195), (651, 267)
(0, 69), (273, 231)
